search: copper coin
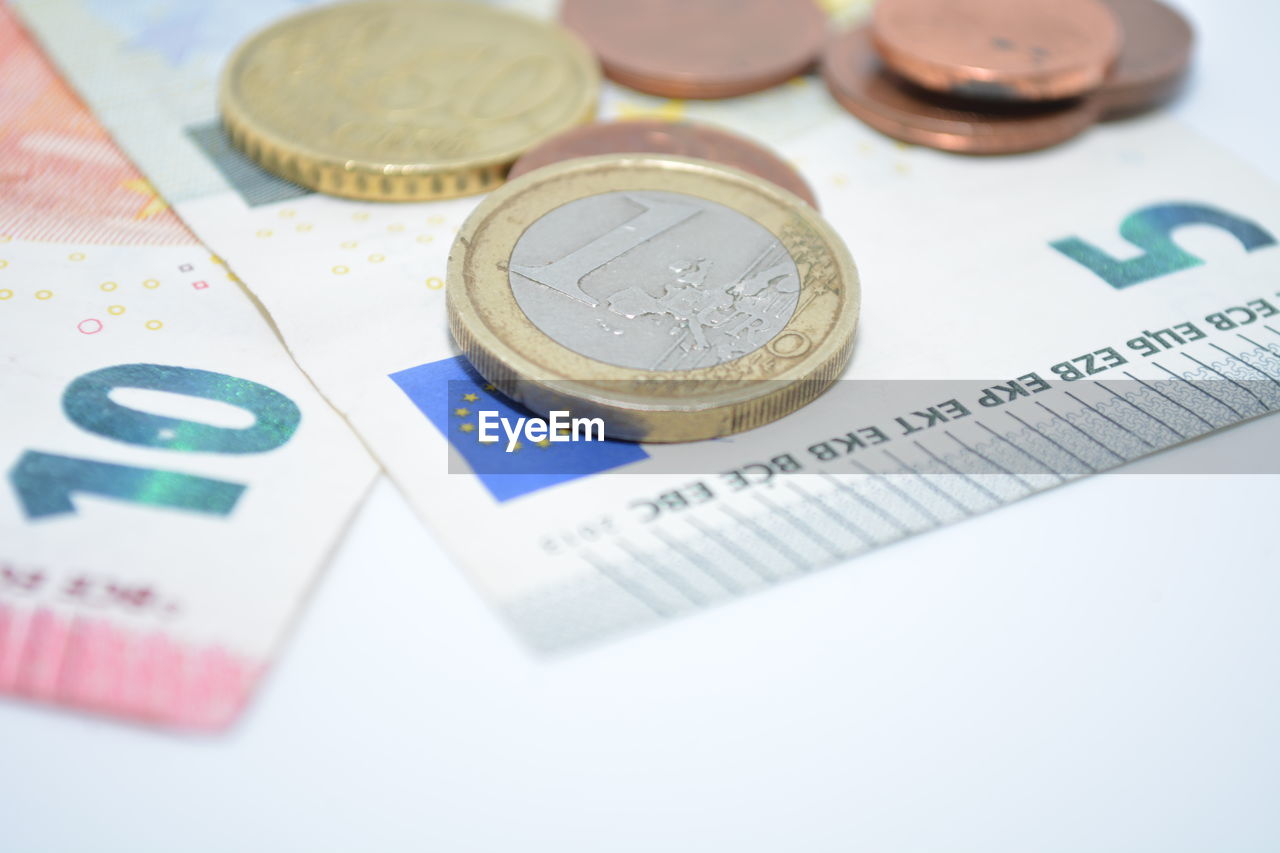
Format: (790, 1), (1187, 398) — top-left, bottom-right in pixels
(507, 119), (819, 207)
(1097, 0), (1194, 117)
(560, 0), (828, 99)
(823, 26), (1102, 154)
(871, 0), (1122, 101)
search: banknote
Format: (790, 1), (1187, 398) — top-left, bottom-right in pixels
(0, 5), (376, 728)
(17, 0), (1280, 650)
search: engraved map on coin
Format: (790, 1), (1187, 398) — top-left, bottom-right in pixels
(508, 191), (800, 371)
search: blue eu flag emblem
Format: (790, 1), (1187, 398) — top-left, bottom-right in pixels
(389, 356), (649, 502)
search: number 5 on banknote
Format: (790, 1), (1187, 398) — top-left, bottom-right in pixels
(1051, 201), (1276, 289)
(10, 363), (299, 520)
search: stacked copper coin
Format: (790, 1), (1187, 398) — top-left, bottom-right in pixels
(823, 0), (1194, 154)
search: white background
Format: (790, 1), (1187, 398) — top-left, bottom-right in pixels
(3, 2), (1279, 850)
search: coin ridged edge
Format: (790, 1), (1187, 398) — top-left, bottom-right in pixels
(218, 106), (514, 201)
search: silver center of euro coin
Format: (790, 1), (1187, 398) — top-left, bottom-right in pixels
(507, 190), (800, 371)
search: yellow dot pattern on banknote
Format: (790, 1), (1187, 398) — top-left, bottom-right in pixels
(58, 259), (215, 338)
(235, 195), (463, 283)
(256, 229), (272, 238)
(0, 259), (8, 270)
(0, 289), (12, 300)
(817, 136), (922, 187)
(35, 290), (52, 300)
(68, 252), (85, 261)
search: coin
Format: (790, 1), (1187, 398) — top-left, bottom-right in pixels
(560, 0), (828, 99)
(220, 0), (599, 201)
(823, 26), (1101, 154)
(1097, 0), (1194, 117)
(871, 0), (1122, 101)
(508, 120), (819, 208)
(447, 156), (859, 442)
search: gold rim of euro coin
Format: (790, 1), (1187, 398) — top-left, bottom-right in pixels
(447, 155), (860, 442)
(219, 0), (600, 202)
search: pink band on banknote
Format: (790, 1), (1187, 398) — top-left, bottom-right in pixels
(0, 603), (262, 730)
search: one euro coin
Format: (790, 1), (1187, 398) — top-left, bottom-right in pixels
(447, 155), (860, 442)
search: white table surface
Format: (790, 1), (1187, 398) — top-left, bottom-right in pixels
(4, 2), (1278, 850)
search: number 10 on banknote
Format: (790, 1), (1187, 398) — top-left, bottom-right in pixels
(13, 363), (301, 520)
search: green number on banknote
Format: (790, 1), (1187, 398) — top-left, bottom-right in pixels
(63, 364), (300, 452)
(9, 363), (300, 520)
(1050, 202), (1277, 289)
(9, 451), (244, 520)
